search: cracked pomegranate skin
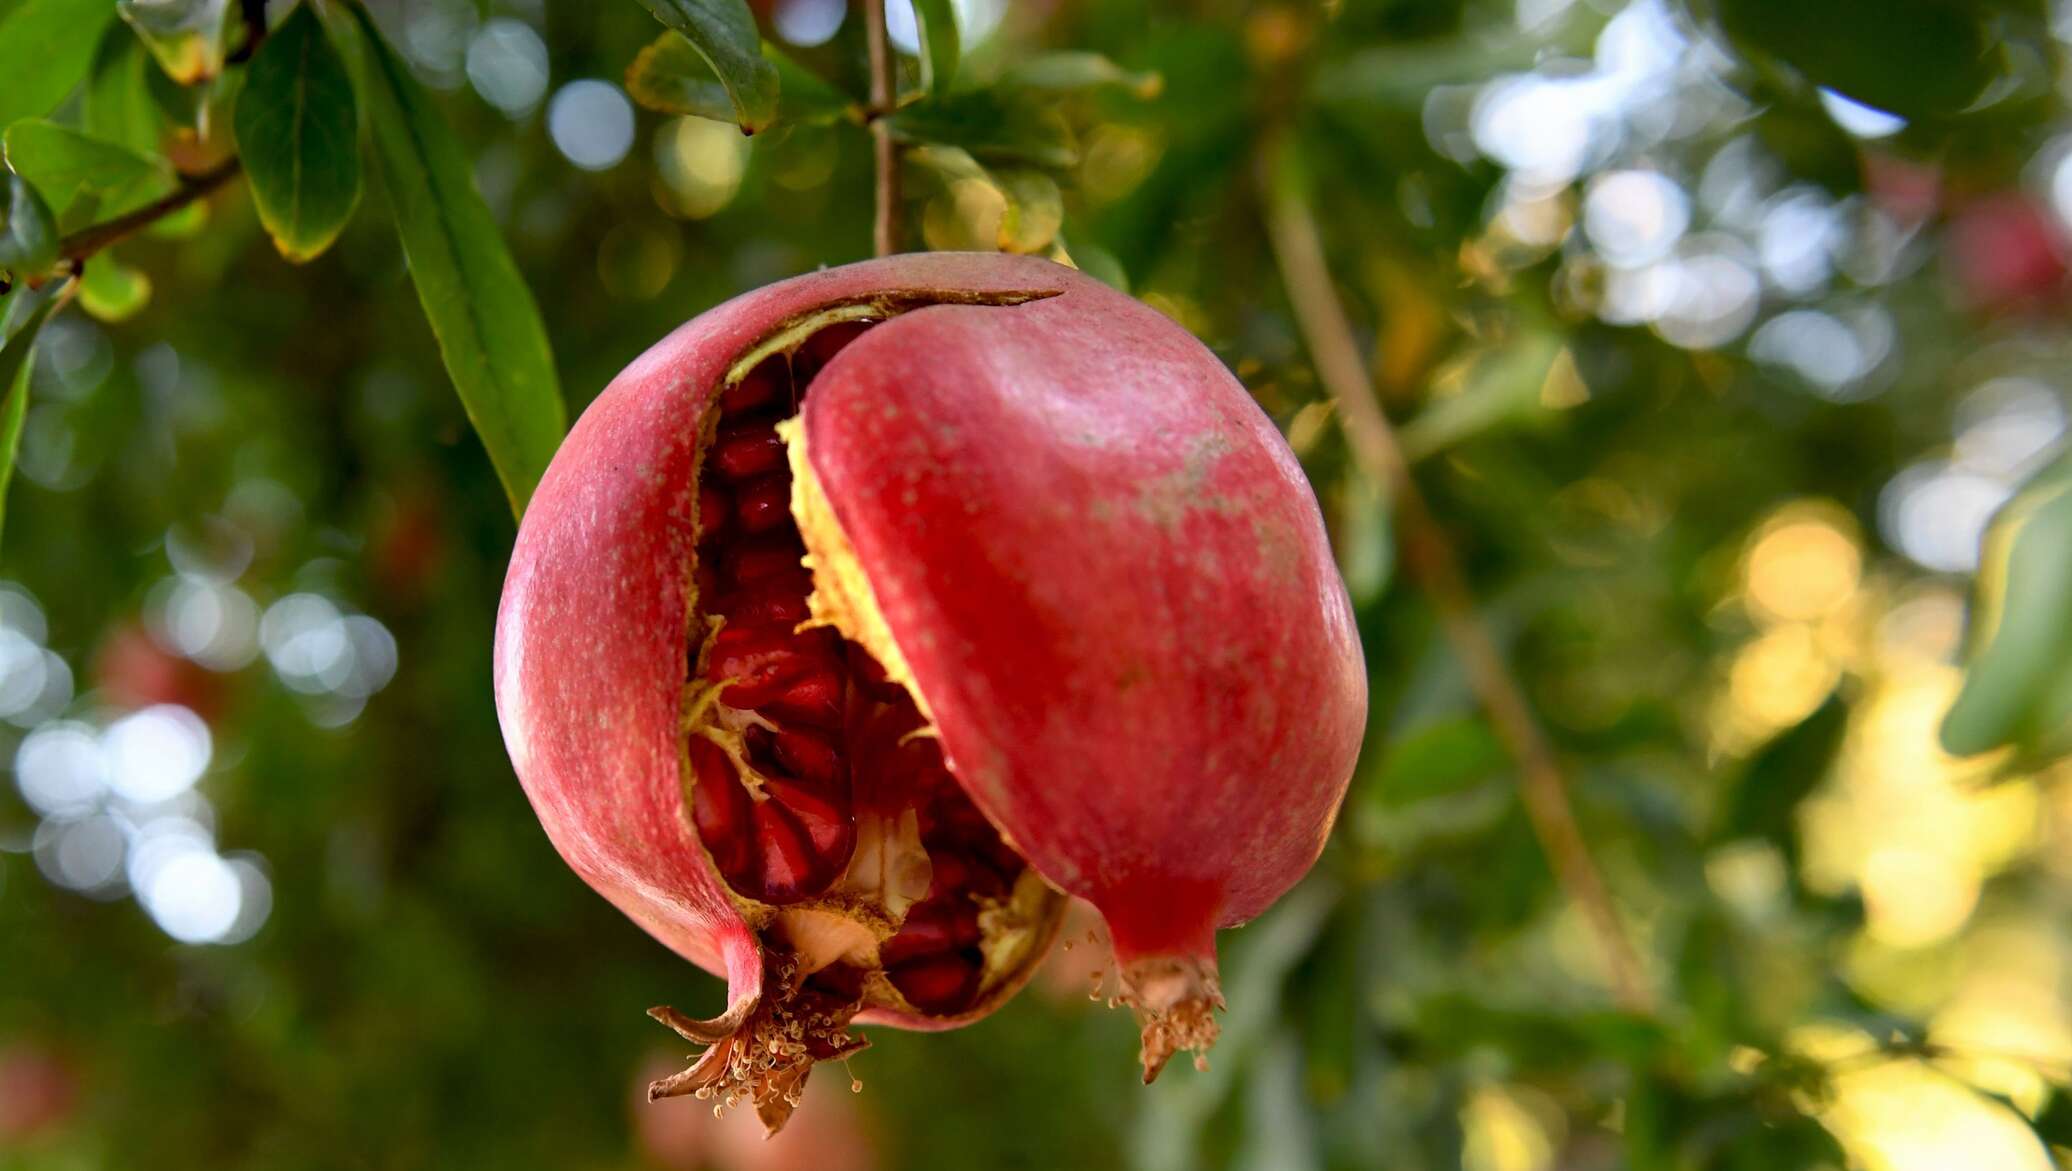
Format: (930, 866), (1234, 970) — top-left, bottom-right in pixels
(494, 252), (1366, 1073)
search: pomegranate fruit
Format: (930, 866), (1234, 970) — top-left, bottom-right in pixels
(495, 253), (1365, 1132)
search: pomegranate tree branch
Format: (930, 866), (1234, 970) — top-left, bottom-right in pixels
(863, 0), (901, 256)
(1259, 144), (1652, 1014)
(58, 158), (242, 268)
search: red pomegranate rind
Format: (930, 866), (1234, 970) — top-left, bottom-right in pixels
(492, 257), (1076, 1081)
(794, 260), (1367, 1075)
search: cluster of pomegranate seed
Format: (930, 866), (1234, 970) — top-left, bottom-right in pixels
(682, 317), (1034, 1018)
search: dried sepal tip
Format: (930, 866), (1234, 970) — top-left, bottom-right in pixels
(1117, 954), (1224, 1083)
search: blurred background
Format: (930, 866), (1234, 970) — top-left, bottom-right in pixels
(6, 0), (2072, 1168)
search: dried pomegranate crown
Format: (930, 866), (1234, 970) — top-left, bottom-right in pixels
(495, 253), (1366, 1133)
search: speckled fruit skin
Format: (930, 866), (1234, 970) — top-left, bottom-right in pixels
(494, 252), (1366, 1065)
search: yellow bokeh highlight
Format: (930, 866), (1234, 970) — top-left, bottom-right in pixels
(1727, 624), (1840, 732)
(1743, 505), (1863, 624)
(653, 117), (751, 220)
(1713, 500), (1868, 753)
(1461, 1085), (1563, 1171)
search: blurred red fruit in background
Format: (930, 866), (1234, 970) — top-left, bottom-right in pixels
(1947, 192), (2070, 311)
(93, 623), (222, 723)
(0, 1043), (76, 1146)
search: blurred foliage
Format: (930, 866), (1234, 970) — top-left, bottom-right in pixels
(3, 1), (2072, 1169)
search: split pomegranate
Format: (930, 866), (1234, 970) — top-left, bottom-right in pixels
(495, 253), (1366, 1133)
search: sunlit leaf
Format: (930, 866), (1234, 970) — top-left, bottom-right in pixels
(630, 0), (779, 133)
(992, 168), (1061, 253)
(0, 289), (57, 556)
(234, 3), (361, 263)
(1004, 51), (1162, 99)
(77, 251), (151, 321)
(1941, 455), (2072, 759)
(626, 32), (853, 127)
(84, 23), (164, 156)
(323, 2), (566, 518)
(117, 0), (239, 85)
(910, 0), (959, 95)
(1, 120), (177, 227)
(0, 0), (119, 130)
(0, 173), (59, 280)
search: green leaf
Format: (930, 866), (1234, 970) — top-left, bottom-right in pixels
(887, 89), (1077, 168)
(1710, 693), (1847, 867)
(910, 0), (959, 95)
(77, 252), (151, 321)
(626, 32), (853, 127)
(1396, 329), (1567, 462)
(84, 24), (164, 157)
(323, 3), (565, 518)
(1, 120), (177, 226)
(0, 290), (56, 557)
(1368, 716), (1508, 808)
(0, 173), (59, 279)
(0, 0), (119, 130)
(117, 0), (238, 85)
(1706, 0), (2032, 120)
(1941, 457), (2072, 758)
(234, 4), (361, 263)
(1004, 51), (1163, 99)
(630, 0), (779, 133)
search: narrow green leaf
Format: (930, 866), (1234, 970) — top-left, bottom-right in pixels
(1, 120), (177, 226)
(631, 0), (779, 133)
(84, 24), (165, 156)
(1396, 329), (1567, 462)
(324, 3), (565, 518)
(909, 0), (959, 95)
(234, 4), (361, 263)
(0, 174), (59, 279)
(77, 252), (151, 321)
(0, 291), (57, 557)
(626, 32), (853, 127)
(0, 0), (119, 129)
(1004, 51), (1162, 99)
(117, 0), (238, 85)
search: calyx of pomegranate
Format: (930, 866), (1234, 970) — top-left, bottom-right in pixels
(494, 253), (1367, 1137)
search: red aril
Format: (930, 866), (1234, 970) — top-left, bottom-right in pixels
(495, 253), (1366, 1133)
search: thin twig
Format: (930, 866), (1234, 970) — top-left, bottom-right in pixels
(862, 0), (901, 256)
(1259, 140), (1653, 1014)
(57, 159), (243, 268)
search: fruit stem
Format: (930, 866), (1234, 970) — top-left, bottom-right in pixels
(1259, 136), (1654, 1016)
(863, 0), (902, 257)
